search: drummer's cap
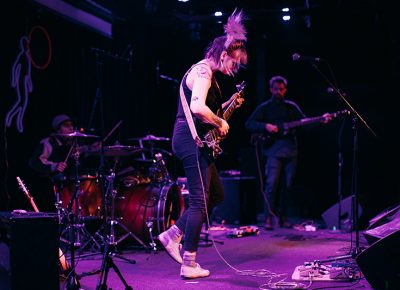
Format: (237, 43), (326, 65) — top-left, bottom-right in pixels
(52, 114), (72, 130)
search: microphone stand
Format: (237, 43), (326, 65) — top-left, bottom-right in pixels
(88, 46), (133, 290)
(308, 61), (377, 258)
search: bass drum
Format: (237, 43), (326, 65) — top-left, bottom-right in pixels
(115, 182), (185, 244)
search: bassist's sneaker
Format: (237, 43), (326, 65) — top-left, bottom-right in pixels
(180, 263), (210, 279)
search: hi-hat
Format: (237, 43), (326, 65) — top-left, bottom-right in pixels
(128, 134), (170, 141)
(56, 131), (99, 138)
(91, 145), (144, 157)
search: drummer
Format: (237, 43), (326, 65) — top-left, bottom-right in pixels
(29, 114), (100, 211)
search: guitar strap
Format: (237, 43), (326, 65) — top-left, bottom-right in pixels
(179, 66), (204, 148)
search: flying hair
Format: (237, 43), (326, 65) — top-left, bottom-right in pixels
(224, 8), (247, 49)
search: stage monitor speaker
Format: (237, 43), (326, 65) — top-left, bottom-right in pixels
(0, 212), (59, 290)
(363, 208), (400, 245)
(355, 230), (400, 289)
(321, 195), (362, 230)
(211, 175), (257, 225)
(366, 203), (400, 229)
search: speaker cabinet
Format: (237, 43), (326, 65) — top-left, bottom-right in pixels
(321, 195), (362, 230)
(211, 176), (257, 225)
(356, 230), (400, 289)
(0, 212), (59, 290)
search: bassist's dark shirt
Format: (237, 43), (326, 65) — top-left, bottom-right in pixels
(245, 97), (306, 158)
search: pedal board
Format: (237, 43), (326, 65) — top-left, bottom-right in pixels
(291, 263), (353, 281)
(227, 225), (260, 238)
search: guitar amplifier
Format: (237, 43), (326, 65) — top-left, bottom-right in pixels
(211, 174), (257, 225)
(0, 211), (59, 290)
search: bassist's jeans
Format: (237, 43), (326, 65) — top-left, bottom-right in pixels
(264, 155), (297, 219)
(172, 120), (224, 252)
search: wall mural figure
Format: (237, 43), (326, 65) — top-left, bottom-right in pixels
(5, 36), (33, 133)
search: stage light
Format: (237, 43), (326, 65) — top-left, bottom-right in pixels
(214, 11), (223, 17)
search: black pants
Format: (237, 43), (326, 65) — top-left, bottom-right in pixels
(172, 120), (224, 252)
(265, 155), (297, 219)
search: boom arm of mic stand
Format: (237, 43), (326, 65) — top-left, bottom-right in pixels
(309, 63), (377, 137)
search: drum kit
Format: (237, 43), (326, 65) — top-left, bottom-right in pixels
(54, 131), (185, 255)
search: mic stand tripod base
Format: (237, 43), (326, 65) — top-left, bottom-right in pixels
(66, 274), (81, 290)
(96, 244), (133, 290)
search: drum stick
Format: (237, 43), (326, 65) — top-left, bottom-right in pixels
(103, 120), (123, 143)
(63, 144), (74, 163)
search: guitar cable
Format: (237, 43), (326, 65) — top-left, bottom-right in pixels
(194, 147), (287, 283)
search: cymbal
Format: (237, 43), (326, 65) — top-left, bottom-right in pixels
(132, 158), (154, 163)
(128, 134), (170, 141)
(56, 131), (99, 138)
(92, 145), (144, 157)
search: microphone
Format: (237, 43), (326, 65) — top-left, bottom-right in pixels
(327, 87), (335, 94)
(292, 53), (322, 62)
(128, 46), (133, 72)
(156, 61), (160, 84)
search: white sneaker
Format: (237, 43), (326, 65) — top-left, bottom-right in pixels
(158, 229), (183, 264)
(180, 263), (210, 279)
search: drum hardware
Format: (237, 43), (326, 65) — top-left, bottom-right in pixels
(127, 134), (171, 142)
(58, 175), (103, 252)
(55, 130), (100, 139)
(149, 152), (170, 183)
(145, 217), (158, 253)
(90, 144), (144, 157)
(127, 134), (171, 161)
(63, 134), (87, 289)
(94, 168), (147, 252)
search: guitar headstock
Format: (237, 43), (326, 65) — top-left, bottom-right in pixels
(236, 81), (246, 93)
(333, 109), (351, 118)
(16, 176), (31, 197)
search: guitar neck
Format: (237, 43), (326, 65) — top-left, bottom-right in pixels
(283, 116), (325, 130)
(16, 176), (40, 212)
(222, 97), (238, 121)
(28, 197), (40, 212)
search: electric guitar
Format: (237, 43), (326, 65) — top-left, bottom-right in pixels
(16, 176), (70, 273)
(203, 81), (246, 159)
(253, 109), (350, 146)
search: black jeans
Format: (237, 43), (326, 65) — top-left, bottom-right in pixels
(172, 119), (224, 252)
(264, 155), (297, 219)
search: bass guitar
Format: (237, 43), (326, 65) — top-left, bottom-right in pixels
(16, 176), (70, 273)
(203, 81), (246, 159)
(253, 109), (350, 145)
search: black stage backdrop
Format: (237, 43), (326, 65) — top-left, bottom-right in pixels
(1, 0), (399, 227)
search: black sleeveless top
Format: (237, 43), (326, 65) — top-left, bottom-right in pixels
(175, 63), (223, 136)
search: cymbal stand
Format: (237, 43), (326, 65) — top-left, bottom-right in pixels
(96, 169), (134, 290)
(65, 138), (82, 290)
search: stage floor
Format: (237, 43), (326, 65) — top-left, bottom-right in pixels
(61, 220), (373, 290)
